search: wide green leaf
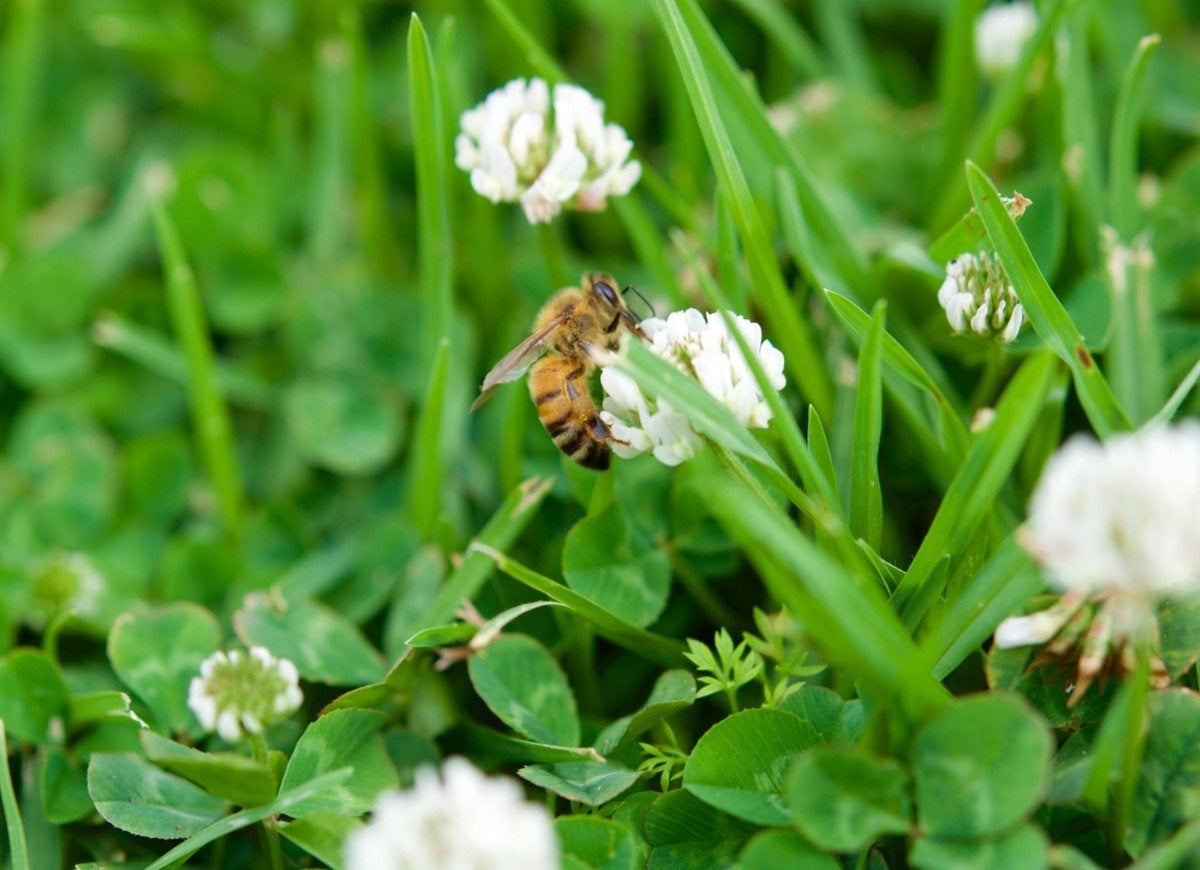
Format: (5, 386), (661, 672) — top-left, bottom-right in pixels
(555, 815), (645, 870)
(593, 670), (696, 755)
(563, 503), (671, 629)
(140, 731), (277, 807)
(910, 824), (1049, 870)
(233, 593), (386, 685)
(278, 708), (396, 817)
(1128, 689), (1200, 857)
(644, 789), (757, 869)
(107, 603), (220, 735)
(737, 829), (839, 870)
(519, 761), (638, 807)
(684, 708), (821, 825)
(913, 694), (1052, 839)
(0, 648), (68, 744)
(785, 747), (911, 852)
(468, 633), (580, 746)
(88, 753), (228, 840)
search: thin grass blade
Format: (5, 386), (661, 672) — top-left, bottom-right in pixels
(966, 161), (1130, 437)
(891, 350), (1058, 629)
(470, 543), (687, 667)
(850, 303), (885, 550)
(418, 477), (553, 630)
(920, 534), (1043, 679)
(650, 0), (834, 419)
(408, 14), (454, 351)
(151, 198), (244, 539)
(701, 473), (951, 720)
(0, 721), (29, 870)
(407, 339), (451, 541)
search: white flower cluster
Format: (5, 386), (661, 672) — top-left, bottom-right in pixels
(997, 423), (1200, 651)
(187, 646), (303, 742)
(455, 77), (641, 224)
(975, 2), (1037, 79)
(600, 309), (785, 466)
(344, 757), (558, 870)
(937, 251), (1025, 342)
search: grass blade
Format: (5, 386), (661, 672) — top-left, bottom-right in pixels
(418, 477), (553, 630)
(92, 314), (276, 412)
(470, 543), (687, 667)
(407, 338), (450, 541)
(0, 0), (44, 251)
(144, 769), (353, 870)
(850, 303), (885, 550)
(934, 0), (985, 183)
(1151, 356), (1200, 426)
(343, 5), (398, 279)
(920, 534), (1043, 679)
(727, 0), (825, 80)
(151, 197), (243, 539)
(670, 228), (839, 511)
(966, 161), (1130, 437)
(650, 0), (834, 419)
(481, 0), (568, 83)
(891, 350), (1058, 629)
(1057, 7), (1105, 267)
(308, 32), (352, 270)
(408, 14), (454, 351)
(1105, 35), (1163, 424)
(1107, 34), (1161, 238)
(701, 470), (951, 721)
(613, 341), (778, 471)
(0, 721), (29, 870)
(930, 0), (1074, 230)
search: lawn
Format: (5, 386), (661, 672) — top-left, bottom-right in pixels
(1, 1), (1199, 868)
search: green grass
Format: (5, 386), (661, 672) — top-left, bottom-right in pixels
(1, 1), (1199, 867)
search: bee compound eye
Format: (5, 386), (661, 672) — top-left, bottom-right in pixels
(594, 280), (619, 307)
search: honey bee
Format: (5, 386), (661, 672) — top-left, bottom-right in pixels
(471, 272), (645, 470)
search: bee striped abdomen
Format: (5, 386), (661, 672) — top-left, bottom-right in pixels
(530, 355), (611, 470)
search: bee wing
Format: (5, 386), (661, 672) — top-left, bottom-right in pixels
(470, 314), (568, 412)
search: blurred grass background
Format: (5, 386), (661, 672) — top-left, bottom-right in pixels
(1, 0), (1199, 763)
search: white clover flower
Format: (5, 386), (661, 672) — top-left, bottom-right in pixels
(994, 423), (1200, 699)
(1023, 424), (1200, 602)
(975, 2), (1038, 79)
(343, 757), (558, 870)
(455, 77), (641, 224)
(187, 646), (303, 742)
(600, 309), (785, 466)
(937, 251), (1025, 342)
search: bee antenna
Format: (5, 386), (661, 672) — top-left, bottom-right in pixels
(622, 284), (655, 320)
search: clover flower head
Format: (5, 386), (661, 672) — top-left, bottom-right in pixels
(343, 756), (558, 870)
(600, 309), (785, 466)
(994, 423), (1200, 700)
(29, 551), (104, 627)
(455, 77), (641, 224)
(187, 646), (303, 742)
(975, 2), (1038, 79)
(937, 251), (1024, 342)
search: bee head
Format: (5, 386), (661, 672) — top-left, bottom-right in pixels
(586, 272), (622, 311)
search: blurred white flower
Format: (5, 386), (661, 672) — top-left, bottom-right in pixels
(29, 551), (104, 627)
(187, 646), (302, 742)
(975, 2), (1037, 79)
(455, 77), (641, 224)
(600, 309), (785, 466)
(344, 757), (558, 870)
(937, 251), (1024, 342)
(994, 423), (1200, 699)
